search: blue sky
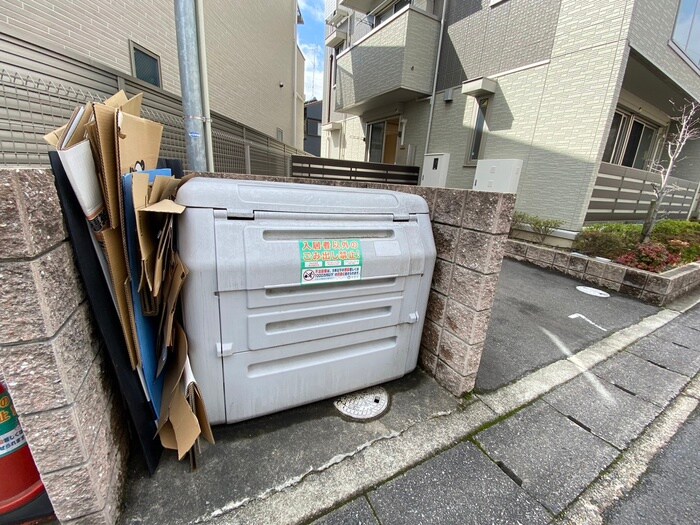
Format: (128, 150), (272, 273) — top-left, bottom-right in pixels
(298, 0), (326, 102)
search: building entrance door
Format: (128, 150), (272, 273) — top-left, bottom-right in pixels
(367, 117), (400, 164)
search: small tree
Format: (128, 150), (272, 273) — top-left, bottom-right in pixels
(641, 100), (700, 243)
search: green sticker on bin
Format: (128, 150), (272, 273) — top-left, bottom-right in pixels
(299, 239), (363, 285)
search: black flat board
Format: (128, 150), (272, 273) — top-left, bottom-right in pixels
(49, 151), (162, 474)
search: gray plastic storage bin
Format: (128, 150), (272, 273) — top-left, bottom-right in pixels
(176, 178), (436, 424)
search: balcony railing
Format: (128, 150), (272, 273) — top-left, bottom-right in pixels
(334, 6), (440, 115)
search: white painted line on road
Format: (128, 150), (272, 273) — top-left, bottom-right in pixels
(569, 313), (608, 332)
(541, 327), (614, 403)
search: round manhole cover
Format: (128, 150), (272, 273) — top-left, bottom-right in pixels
(334, 387), (389, 421)
(576, 285), (610, 298)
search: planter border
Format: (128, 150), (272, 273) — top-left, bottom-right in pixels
(505, 239), (700, 306)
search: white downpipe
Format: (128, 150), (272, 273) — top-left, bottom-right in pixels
(422, 0), (449, 183)
(195, 0), (214, 171)
(293, 6), (299, 149)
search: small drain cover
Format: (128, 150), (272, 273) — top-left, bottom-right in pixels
(576, 285), (610, 298)
(334, 387), (389, 420)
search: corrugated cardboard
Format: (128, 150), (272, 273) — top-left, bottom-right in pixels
(133, 174), (185, 297)
(88, 92), (155, 371)
(102, 227), (139, 368)
(48, 90), (215, 467)
(158, 323), (201, 460)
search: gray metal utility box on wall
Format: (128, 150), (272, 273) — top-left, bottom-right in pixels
(176, 178), (436, 424)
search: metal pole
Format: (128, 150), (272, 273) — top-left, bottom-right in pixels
(195, 0), (215, 172)
(174, 0), (207, 171)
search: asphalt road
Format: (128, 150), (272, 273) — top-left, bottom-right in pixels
(476, 259), (660, 392)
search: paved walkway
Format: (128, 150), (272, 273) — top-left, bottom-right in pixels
(308, 305), (700, 525)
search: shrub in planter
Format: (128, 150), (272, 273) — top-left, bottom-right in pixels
(650, 221), (700, 263)
(573, 230), (636, 259)
(616, 243), (681, 273)
(510, 211), (533, 236)
(650, 220), (700, 238)
(528, 216), (564, 243)
(666, 238), (700, 264)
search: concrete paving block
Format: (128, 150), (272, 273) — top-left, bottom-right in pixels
(604, 408), (700, 525)
(544, 374), (661, 449)
(652, 322), (700, 350)
(592, 351), (689, 407)
(626, 335), (700, 377)
(311, 497), (379, 525)
(677, 307), (700, 330)
(120, 370), (459, 525)
(475, 401), (617, 515)
(368, 442), (550, 525)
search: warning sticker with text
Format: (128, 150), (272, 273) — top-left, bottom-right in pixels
(299, 239), (363, 285)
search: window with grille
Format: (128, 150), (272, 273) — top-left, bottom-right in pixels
(130, 42), (161, 88)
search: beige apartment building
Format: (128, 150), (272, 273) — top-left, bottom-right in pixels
(322, 0), (700, 234)
(0, 0), (305, 150)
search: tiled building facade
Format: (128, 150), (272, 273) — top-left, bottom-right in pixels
(322, 0), (700, 233)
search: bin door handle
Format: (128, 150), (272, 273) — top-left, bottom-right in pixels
(217, 342), (234, 357)
(408, 312), (419, 324)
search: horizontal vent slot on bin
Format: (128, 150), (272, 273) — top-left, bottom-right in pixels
(266, 306), (392, 334)
(247, 337), (398, 378)
(262, 230), (395, 240)
(265, 277), (397, 297)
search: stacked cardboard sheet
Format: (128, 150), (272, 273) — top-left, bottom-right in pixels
(45, 91), (213, 464)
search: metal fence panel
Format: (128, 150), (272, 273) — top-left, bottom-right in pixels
(585, 162), (700, 223)
(0, 33), (306, 173)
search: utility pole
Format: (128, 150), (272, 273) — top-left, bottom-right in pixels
(174, 0), (207, 171)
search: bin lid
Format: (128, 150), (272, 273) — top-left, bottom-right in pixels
(175, 178), (429, 218)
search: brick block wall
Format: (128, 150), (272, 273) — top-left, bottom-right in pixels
(203, 172), (516, 396)
(0, 169), (127, 524)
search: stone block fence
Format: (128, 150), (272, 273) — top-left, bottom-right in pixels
(506, 238), (700, 306)
(0, 168), (514, 523)
(1, 169), (126, 524)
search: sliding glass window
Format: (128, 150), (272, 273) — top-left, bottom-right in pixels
(602, 110), (660, 171)
(672, 0), (700, 67)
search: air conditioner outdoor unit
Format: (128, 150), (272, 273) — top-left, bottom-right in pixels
(326, 6), (352, 26)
